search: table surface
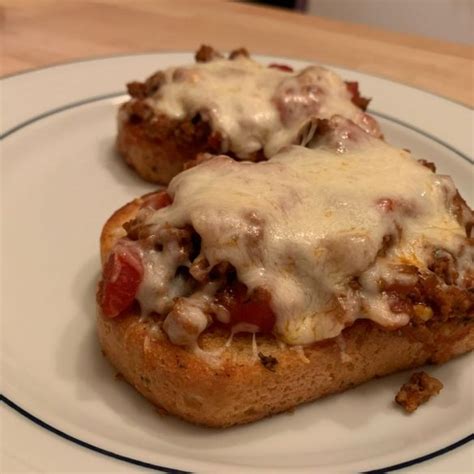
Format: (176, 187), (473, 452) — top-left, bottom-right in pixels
(2, 0), (473, 107)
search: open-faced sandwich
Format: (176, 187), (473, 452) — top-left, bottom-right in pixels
(98, 117), (473, 427)
(117, 45), (381, 184)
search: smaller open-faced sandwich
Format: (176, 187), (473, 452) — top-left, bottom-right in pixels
(117, 45), (381, 184)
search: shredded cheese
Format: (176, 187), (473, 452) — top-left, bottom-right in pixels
(136, 57), (380, 158)
(136, 126), (469, 346)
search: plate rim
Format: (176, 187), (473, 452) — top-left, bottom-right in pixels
(2, 395), (473, 474)
(2, 56), (473, 473)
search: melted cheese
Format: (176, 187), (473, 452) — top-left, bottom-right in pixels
(142, 57), (380, 158)
(138, 135), (467, 345)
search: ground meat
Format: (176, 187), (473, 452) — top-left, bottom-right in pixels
(195, 44), (223, 62)
(229, 47), (249, 60)
(395, 371), (443, 413)
(451, 191), (473, 237)
(126, 71), (165, 99)
(128, 45), (246, 101)
(144, 71), (165, 96)
(156, 226), (193, 258)
(189, 255), (210, 282)
(380, 258), (473, 323)
(418, 159), (436, 172)
(127, 81), (147, 99)
(123, 100), (154, 124)
(428, 249), (458, 285)
(123, 218), (148, 241)
(125, 217), (194, 260)
(420, 279), (473, 320)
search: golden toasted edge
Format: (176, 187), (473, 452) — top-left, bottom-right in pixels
(97, 195), (474, 427)
(116, 119), (191, 185)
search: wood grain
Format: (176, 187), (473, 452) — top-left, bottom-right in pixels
(1, 0), (473, 106)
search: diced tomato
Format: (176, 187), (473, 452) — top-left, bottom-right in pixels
(141, 191), (172, 210)
(345, 81), (370, 110)
(268, 63), (293, 72)
(218, 283), (276, 333)
(99, 243), (143, 318)
(207, 131), (223, 152)
(230, 299), (276, 333)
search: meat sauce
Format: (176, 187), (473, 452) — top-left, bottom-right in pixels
(122, 45), (380, 162)
(100, 205), (471, 343)
(100, 191), (276, 333)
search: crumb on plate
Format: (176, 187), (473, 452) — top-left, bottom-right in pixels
(395, 371), (443, 413)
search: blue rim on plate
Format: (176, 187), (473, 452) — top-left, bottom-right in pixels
(1, 86), (473, 473)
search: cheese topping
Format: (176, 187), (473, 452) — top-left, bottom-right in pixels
(136, 129), (469, 345)
(143, 57), (380, 158)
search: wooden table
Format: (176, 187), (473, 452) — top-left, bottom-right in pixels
(2, 0), (473, 107)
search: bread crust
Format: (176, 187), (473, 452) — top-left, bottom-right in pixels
(97, 196), (474, 427)
(116, 113), (215, 185)
(116, 108), (262, 185)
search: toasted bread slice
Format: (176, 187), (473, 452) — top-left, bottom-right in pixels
(116, 45), (381, 185)
(97, 195), (474, 427)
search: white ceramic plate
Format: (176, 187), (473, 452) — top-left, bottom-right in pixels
(1, 53), (473, 473)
